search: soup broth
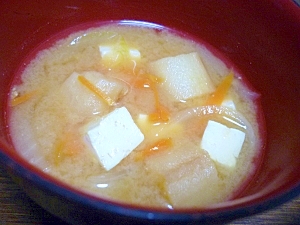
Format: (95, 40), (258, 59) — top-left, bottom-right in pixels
(8, 22), (262, 209)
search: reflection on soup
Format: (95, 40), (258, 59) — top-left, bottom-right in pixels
(8, 21), (263, 209)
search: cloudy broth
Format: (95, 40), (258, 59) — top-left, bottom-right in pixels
(7, 21), (263, 209)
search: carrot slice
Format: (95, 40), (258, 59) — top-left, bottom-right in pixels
(151, 84), (170, 123)
(133, 74), (163, 89)
(149, 105), (170, 123)
(134, 74), (170, 123)
(78, 75), (114, 106)
(135, 138), (173, 161)
(10, 90), (38, 107)
(53, 131), (82, 165)
(205, 72), (234, 106)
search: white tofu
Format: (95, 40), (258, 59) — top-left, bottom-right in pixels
(149, 52), (215, 101)
(99, 46), (141, 60)
(99, 44), (141, 70)
(201, 120), (245, 167)
(86, 107), (144, 170)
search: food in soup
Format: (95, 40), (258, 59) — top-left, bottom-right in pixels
(8, 21), (263, 209)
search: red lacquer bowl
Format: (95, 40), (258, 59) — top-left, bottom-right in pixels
(0, 0), (299, 224)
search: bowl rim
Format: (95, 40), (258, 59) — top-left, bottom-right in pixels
(1, 0), (300, 223)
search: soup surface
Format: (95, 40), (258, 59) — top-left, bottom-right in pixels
(8, 21), (263, 209)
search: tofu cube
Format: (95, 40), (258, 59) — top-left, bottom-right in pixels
(149, 52), (215, 101)
(201, 120), (245, 167)
(99, 42), (141, 70)
(99, 46), (141, 61)
(86, 107), (144, 170)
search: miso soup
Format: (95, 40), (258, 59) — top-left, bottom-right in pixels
(8, 21), (264, 209)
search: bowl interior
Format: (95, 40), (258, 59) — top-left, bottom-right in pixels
(0, 0), (300, 222)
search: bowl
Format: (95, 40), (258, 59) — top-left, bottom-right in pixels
(0, 0), (300, 224)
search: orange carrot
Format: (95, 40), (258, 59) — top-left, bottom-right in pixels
(149, 105), (170, 123)
(10, 90), (38, 107)
(133, 74), (163, 89)
(147, 74), (164, 84)
(151, 81), (170, 123)
(53, 131), (82, 165)
(206, 71), (234, 106)
(133, 77), (151, 89)
(78, 75), (114, 106)
(135, 138), (173, 161)
(134, 74), (170, 123)
(53, 138), (65, 165)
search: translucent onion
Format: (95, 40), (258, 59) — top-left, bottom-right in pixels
(87, 165), (136, 189)
(87, 172), (125, 189)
